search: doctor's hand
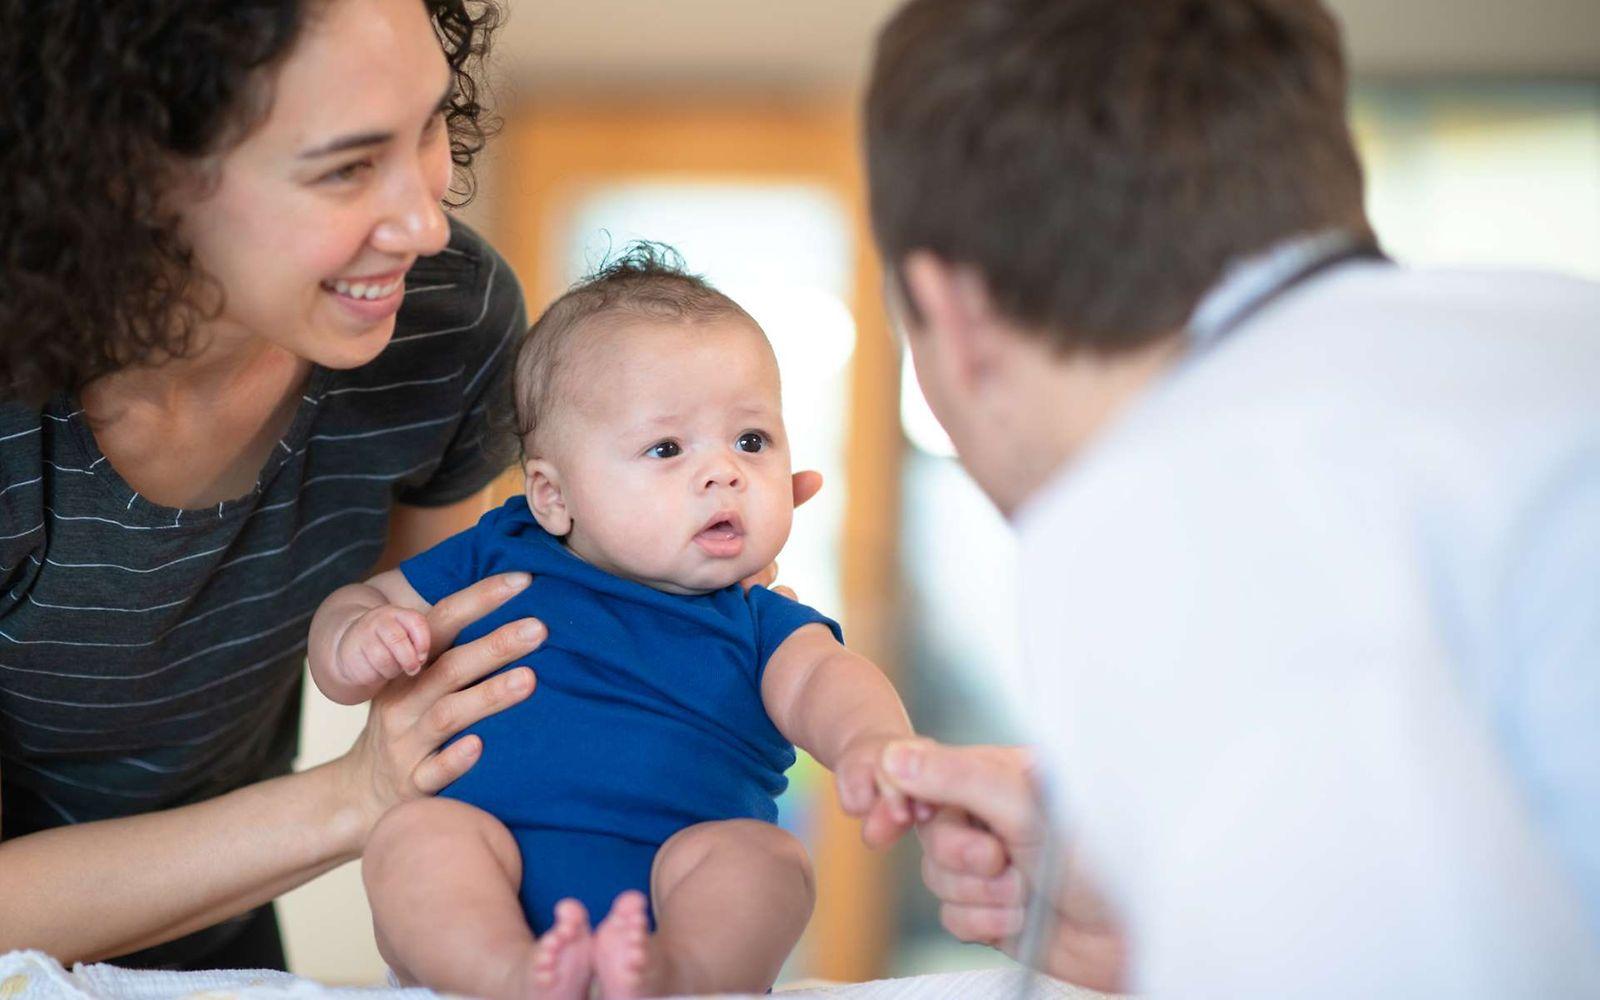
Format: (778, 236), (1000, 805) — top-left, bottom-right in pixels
(881, 739), (1129, 993)
(740, 470), (823, 597)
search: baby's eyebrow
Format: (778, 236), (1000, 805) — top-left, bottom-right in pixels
(623, 414), (684, 437)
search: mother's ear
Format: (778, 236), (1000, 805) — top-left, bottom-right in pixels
(523, 459), (573, 537)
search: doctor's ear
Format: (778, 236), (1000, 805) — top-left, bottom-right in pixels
(523, 459), (573, 537)
(900, 251), (1007, 381)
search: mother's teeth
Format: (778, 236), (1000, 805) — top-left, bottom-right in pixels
(326, 277), (402, 299)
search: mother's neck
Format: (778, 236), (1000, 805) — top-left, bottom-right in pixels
(83, 323), (307, 420)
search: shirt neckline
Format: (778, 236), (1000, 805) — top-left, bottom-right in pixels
(56, 365), (334, 523)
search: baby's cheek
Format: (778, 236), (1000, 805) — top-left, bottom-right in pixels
(748, 502), (794, 572)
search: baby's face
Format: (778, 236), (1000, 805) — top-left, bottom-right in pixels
(529, 315), (794, 595)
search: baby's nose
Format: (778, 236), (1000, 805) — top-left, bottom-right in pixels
(701, 460), (743, 490)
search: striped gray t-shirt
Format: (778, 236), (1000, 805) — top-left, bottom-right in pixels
(0, 218), (523, 841)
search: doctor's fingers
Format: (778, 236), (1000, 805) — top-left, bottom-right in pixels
(888, 741), (1044, 860)
(921, 853), (1027, 908)
(939, 901), (1026, 948)
(917, 808), (1011, 878)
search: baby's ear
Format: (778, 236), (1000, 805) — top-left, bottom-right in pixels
(523, 459), (572, 537)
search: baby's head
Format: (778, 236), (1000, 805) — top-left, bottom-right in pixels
(511, 244), (793, 595)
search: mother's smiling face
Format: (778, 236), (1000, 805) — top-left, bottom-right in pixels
(173, 0), (457, 370)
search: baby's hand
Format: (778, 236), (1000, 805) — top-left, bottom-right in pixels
(835, 735), (925, 850)
(331, 604), (431, 690)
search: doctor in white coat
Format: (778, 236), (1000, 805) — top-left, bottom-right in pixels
(862, 0), (1600, 996)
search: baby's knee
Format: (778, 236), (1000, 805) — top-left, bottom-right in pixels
(656, 820), (815, 903)
(364, 798), (518, 885)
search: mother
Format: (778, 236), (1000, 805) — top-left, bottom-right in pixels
(0, 0), (549, 970)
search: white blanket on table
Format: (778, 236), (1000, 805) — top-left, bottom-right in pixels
(0, 950), (1109, 1000)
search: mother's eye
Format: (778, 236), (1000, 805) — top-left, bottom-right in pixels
(647, 440), (682, 459)
(320, 159), (373, 185)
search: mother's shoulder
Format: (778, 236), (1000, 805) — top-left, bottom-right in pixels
(410, 217), (505, 282)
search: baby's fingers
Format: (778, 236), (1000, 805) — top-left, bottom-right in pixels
(876, 768), (914, 826)
(837, 762), (877, 816)
(392, 610), (431, 675)
(860, 798), (914, 851)
(361, 635), (406, 680)
(375, 622), (423, 676)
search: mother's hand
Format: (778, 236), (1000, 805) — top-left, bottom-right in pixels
(882, 739), (1128, 992)
(338, 571), (544, 841)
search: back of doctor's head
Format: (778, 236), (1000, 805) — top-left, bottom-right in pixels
(865, 0), (1373, 355)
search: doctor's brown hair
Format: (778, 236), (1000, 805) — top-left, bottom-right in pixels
(865, 0), (1373, 353)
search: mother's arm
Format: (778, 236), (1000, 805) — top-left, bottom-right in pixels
(0, 492), (539, 962)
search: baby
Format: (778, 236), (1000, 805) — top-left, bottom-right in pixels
(307, 245), (916, 1000)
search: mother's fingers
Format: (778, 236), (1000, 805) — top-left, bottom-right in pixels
(416, 616), (546, 702)
(421, 665), (536, 744)
(412, 733), (482, 795)
(791, 470), (823, 509)
(425, 572), (531, 650)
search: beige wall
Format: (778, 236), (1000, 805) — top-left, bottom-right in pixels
(280, 686), (385, 983)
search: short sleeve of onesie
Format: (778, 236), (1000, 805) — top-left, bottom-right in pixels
(399, 512), (492, 606)
(745, 584), (843, 677)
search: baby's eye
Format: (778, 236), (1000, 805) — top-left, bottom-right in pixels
(736, 432), (766, 454)
(647, 440), (682, 459)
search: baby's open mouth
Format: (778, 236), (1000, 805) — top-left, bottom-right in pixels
(693, 512), (745, 556)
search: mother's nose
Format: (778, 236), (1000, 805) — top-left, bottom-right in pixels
(372, 163), (450, 258)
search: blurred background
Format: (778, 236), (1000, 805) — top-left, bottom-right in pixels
(285, 0), (1600, 985)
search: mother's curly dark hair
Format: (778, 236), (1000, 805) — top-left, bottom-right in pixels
(0, 0), (501, 406)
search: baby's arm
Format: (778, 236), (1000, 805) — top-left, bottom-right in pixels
(762, 624), (917, 848)
(308, 569), (434, 706)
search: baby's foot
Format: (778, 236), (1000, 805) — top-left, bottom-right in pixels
(525, 899), (593, 1000)
(593, 891), (669, 999)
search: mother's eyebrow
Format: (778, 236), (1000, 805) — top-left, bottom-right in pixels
(296, 80), (454, 159)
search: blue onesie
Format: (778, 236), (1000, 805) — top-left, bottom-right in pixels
(399, 496), (841, 934)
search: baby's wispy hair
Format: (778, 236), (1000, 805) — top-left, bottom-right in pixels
(504, 241), (755, 458)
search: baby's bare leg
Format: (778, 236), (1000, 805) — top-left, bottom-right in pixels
(363, 798), (592, 1000)
(592, 819), (815, 998)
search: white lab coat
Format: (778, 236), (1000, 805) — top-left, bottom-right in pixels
(1013, 259), (1600, 997)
